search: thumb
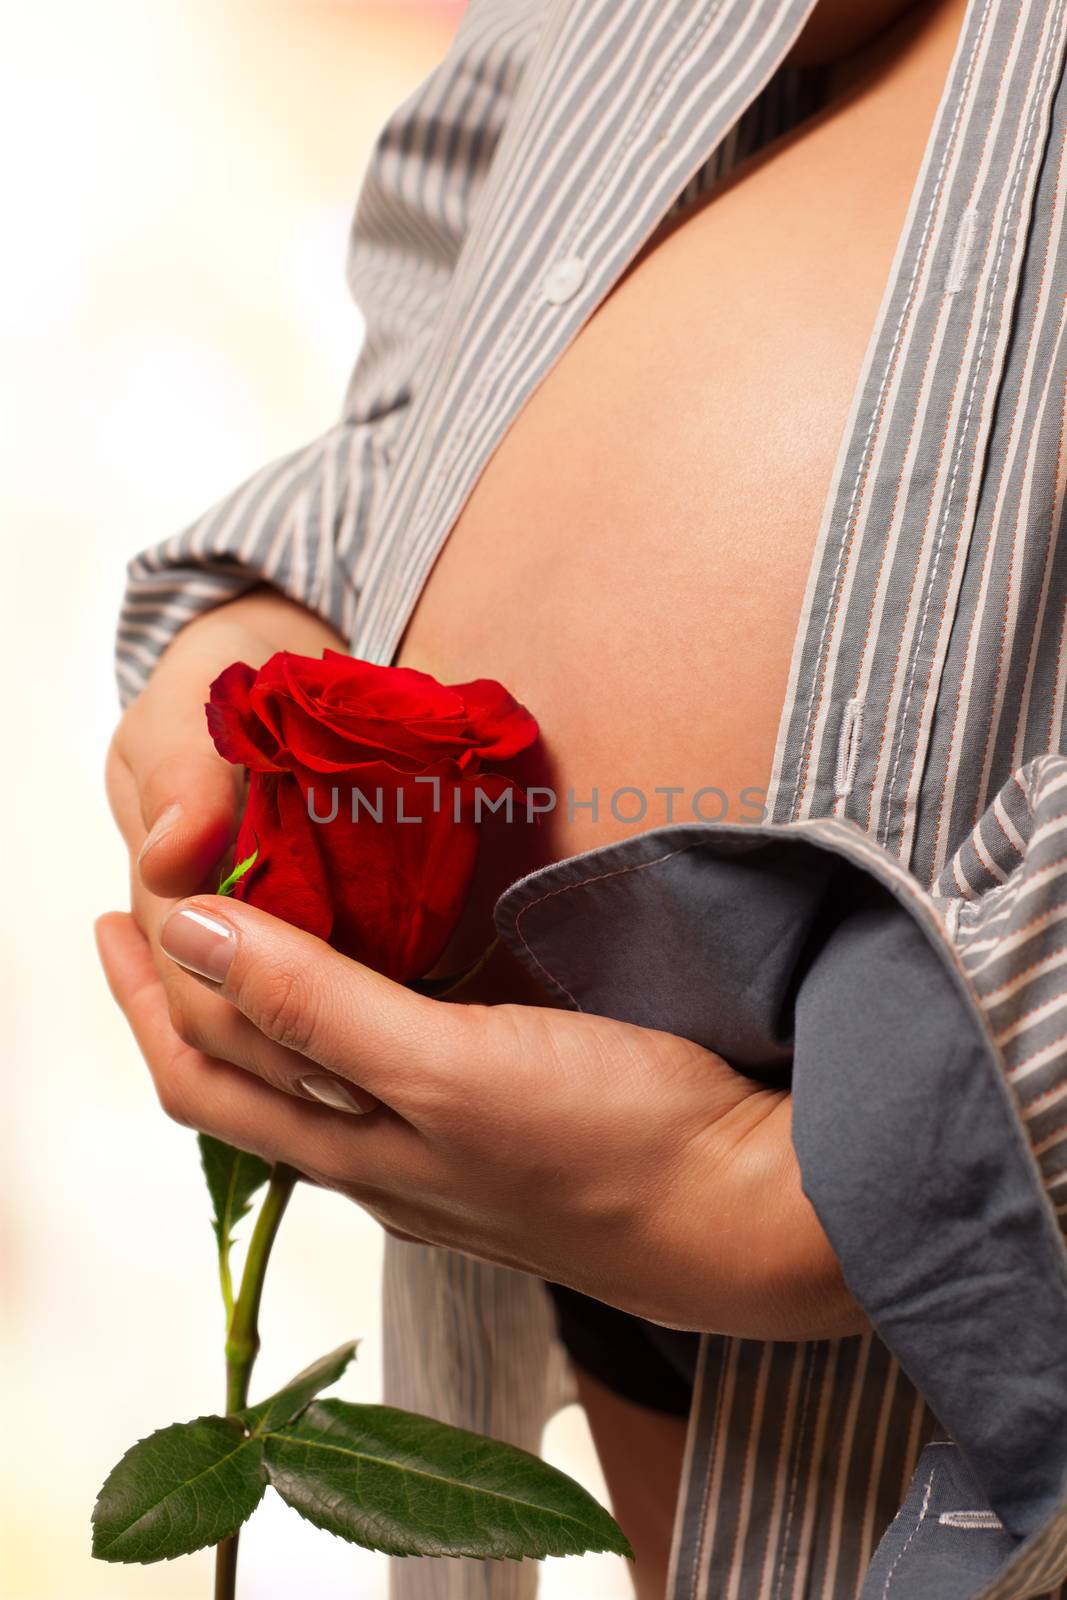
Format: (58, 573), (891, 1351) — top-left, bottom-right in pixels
(136, 745), (242, 897)
(157, 895), (476, 1109)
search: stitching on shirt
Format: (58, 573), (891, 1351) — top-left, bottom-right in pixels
(945, 896), (964, 941)
(966, 860), (1035, 925)
(834, 697), (866, 797)
(972, 870), (1062, 940)
(842, 3), (1029, 856)
(788, 0), (997, 823)
(511, 841), (706, 1008)
(883, 1468), (936, 1597)
(813, 817), (959, 947)
(994, 793), (1029, 859)
(974, 859), (1067, 944)
(945, 205), (979, 293)
(870, 62), (1018, 851)
(724, 1342), (773, 1592)
(980, 939), (1067, 1003)
(968, 907), (1067, 994)
(559, 1), (720, 257)
(995, 980), (1067, 1043)
(950, 780), (1067, 938)
(966, 877), (1017, 923)
(970, 811), (1012, 890)
(1033, 1115), (1067, 1161)
(961, 160), (1067, 853)
(1020, 1070), (1067, 1117)
(974, 844), (1067, 940)
(1047, 381), (1067, 761)
(687, 1338), (731, 1600)
(1011, 1030), (1067, 1094)
(881, 0), (1066, 852)
(773, 1349), (817, 1600)
(400, 1), (724, 608)
(939, 1509), (1005, 1530)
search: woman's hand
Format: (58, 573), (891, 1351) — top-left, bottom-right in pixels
(105, 587), (346, 988)
(95, 894), (869, 1343)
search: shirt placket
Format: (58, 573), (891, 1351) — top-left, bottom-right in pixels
(675, 4), (1067, 1598)
(353, 0), (823, 670)
(773, 0), (1067, 878)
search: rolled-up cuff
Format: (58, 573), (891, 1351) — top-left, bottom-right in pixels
(492, 816), (1067, 1545)
(115, 425), (365, 706)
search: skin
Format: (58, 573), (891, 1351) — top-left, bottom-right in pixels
(784, 0), (937, 66)
(99, 1), (971, 1594)
(570, 1369), (690, 1597)
(389, 6), (969, 1588)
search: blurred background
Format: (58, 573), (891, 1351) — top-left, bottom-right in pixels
(0, 5), (631, 1596)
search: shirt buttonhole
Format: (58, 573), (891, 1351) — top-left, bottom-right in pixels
(944, 206), (978, 295)
(938, 1510), (1004, 1531)
(834, 697), (865, 799)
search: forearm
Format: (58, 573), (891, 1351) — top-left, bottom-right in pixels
(651, 1086), (869, 1341)
(155, 585), (347, 678)
(749, 1095), (869, 1341)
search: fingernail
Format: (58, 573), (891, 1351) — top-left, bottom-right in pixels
(298, 1075), (376, 1115)
(138, 802), (184, 866)
(160, 906), (236, 982)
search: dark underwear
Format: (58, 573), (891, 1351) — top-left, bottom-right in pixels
(546, 1281), (700, 1419)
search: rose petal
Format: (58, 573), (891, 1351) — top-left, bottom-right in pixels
(212, 651), (541, 981)
(300, 759), (478, 981)
(228, 771), (333, 942)
(250, 653), (476, 770)
(206, 662), (284, 771)
(451, 677), (540, 761)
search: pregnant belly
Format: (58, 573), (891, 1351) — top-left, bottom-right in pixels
(393, 0), (966, 998)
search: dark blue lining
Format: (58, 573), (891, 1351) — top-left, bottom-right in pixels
(493, 820), (1067, 1542)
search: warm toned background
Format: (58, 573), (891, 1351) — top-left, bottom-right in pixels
(1, 4), (632, 1596)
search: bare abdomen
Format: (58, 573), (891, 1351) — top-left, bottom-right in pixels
(393, 5), (963, 994)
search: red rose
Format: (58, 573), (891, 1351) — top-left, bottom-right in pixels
(206, 650), (539, 982)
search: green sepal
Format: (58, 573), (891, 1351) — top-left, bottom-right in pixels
(197, 1135), (271, 1255)
(261, 1399), (634, 1561)
(91, 1414), (266, 1564)
(217, 847), (258, 897)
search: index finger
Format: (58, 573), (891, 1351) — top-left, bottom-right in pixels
(158, 895), (478, 1110)
(95, 909), (413, 1186)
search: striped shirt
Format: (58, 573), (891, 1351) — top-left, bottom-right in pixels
(115, 2), (1067, 1596)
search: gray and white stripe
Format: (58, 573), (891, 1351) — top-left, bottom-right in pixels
(115, 2), (1067, 1595)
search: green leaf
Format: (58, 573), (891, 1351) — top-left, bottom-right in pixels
(198, 1134), (271, 1254)
(218, 847), (258, 897)
(262, 1400), (633, 1561)
(240, 1341), (359, 1434)
(92, 1415), (266, 1564)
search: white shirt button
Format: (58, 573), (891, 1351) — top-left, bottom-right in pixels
(541, 255), (587, 304)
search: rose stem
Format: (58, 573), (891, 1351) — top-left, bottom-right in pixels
(214, 1164), (299, 1600)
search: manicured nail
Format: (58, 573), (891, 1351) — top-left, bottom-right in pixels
(138, 802), (184, 866)
(298, 1075), (376, 1115)
(160, 907), (236, 983)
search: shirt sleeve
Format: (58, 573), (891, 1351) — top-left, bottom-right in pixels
(491, 752), (1067, 1596)
(930, 752), (1067, 1205)
(115, 0), (542, 707)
